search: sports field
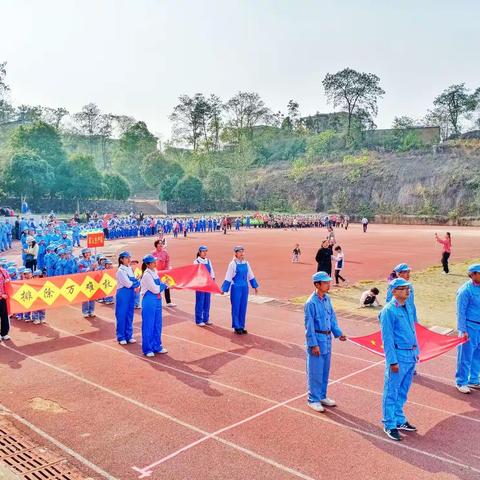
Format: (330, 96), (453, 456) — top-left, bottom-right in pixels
(1, 223), (480, 479)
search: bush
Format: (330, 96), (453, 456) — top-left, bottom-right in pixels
(306, 130), (344, 161)
(173, 176), (204, 203)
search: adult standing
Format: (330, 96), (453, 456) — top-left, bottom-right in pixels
(77, 248), (97, 318)
(304, 271), (346, 412)
(24, 236), (39, 271)
(435, 232), (452, 274)
(455, 264), (480, 394)
(140, 254), (168, 356)
(380, 278), (419, 441)
(152, 239), (177, 307)
(221, 246), (259, 334)
(0, 264), (11, 341)
(361, 217), (369, 233)
(315, 240), (333, 276)
(115, 251), (140, 345)
(193, 246), (215, 327)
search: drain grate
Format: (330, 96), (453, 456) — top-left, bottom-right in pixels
(0, 418), (87, 479)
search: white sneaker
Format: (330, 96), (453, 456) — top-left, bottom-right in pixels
(320, 398), (337, 407)
(158, 348), (168, 354)
(457, 385), (471, 394)
(166, 303), (177, 307)
(197, 322), (206, 327)
(308, 402), (325, 413)
(468, 383), (480, 390)
(33, 320), (41, 325)
(2, 335), (11, 341)
(119, 340), (127, 345)
(205, 321), (213, 325)
(145, 352), (155, 357)
(127, 338), (136, 344)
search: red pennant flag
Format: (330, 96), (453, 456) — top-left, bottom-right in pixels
(349, 323), (467, 363)
(158, 264), (221, 294)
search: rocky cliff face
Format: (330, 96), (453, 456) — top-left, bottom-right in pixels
(249, 146), (480, 216)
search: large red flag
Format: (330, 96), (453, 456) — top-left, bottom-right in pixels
(349, 324), (467, 363)
(158, 264), (221, 294)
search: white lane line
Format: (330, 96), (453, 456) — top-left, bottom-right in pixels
(0, 403), (118, 480)
(132, 360), (384, 478)
(0, 342), (315, 480)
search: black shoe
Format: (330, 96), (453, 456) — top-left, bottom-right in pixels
(384, 427), (402, 441)
(234, 329), (243, 335)
(241, 329), (248, 334)
(397, 422), (417, 432)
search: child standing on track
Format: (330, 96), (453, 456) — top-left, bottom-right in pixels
(193, 246), (215, 326)
(332, 245), (347, 286)
(292, 244), (301, 263)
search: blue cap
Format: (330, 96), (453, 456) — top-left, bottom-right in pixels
(389, 278), (411, 289)
(17, 267), (26, 274)
(143, 254), (156, 264)
(394, 263), (411, 273)
(312, 271), (332, 283)
(7, 267), (16, 275)
(198, 245), (208, 252)
(33, 269), (43, 276)
(468, 264), (480, 274)
(105, 259), (113, 265)
(23, 268), (32, 274)
(233, 246), (244, 253)
(119, 251), (131, 258)
(81, 248), (91, 255)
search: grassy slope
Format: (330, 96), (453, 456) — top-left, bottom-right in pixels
(291, 258), (480, 330)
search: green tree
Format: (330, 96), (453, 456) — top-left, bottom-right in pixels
(323, 68), (385, 139)
(159, 162), (184, 201)
(204, 168), (232, 203)
(141, 151), (169, 188)
(103, 173), (130, 200)
(392, 116), (417, 129)
(306, 130), (343, 160)
(3, 151), (53, 199)
(173, 176), (204, 203)
(433, 83), (478, 136)
(0, 61), (16, 125)
(226, 139), (256, 205)
(66, 153), (104, 200)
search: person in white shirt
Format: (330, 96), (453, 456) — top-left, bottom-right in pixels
(193, 246), (215, 326)
(362, 217), (369, 233)
(140, 254), (168, 356)
(359, 287), (381, 307)
(332, 245), (347, 286)
(115, 251), (140, 345)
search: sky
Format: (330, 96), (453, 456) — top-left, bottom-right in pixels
(1, 0), (479, 140)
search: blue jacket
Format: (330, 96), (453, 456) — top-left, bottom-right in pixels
(380, 298), (419, 365)
(386, 282), (417, 322)
(304, 292), (343, 353)
(457, 280), (480, 332)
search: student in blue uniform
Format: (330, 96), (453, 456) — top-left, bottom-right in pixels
(386, 263), (418, 323)
(455, 264), (480, 394)
(32, 269), (46, 324)
(193, 246), (215, 326)
(221, 246), (259, 334)
(115, 251), (139, 345)
(304, 271), (347, 413)
(78, 248), (97, 318)
(72, 222), (81, 247)
(140, 254), (168, 356)
(380, 277), (419, 441)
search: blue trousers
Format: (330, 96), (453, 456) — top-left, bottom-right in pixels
(382, 361), (415, 429)
(230, 285), (248, 330)
(134, 291), (140, 308)
(115, 287), (135, 342)
(142, 292), (162, 355)
(307, 350), (331, 403)
(456, 325), (480, 386)
(195, 292), (211, 324)
(82, 301), (95, 315)
(73, 234), (80, 247)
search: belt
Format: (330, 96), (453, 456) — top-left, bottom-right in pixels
(467, 319), (480, 325)
(395, 344), (417, 350)
(315, 330), (331, 335)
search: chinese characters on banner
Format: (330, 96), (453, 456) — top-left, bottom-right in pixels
(87, 232), (105, 248)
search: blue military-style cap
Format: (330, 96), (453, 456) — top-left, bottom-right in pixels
(233, 245), (244, 252)
(119, 251), (131, 258)
(389, 278), (411, 289)
(198, 245), (208, 252)
(17, 266), (26, 273)
(23, 268), (32, 274)
(105, 259), (113, 265)
(312, 271), (332, 283)
(7, 267), (16, 275)
(394, 263), (411, 273)
(468, 264), (480, 274)
(143, 254), (156, 264)
(81, 248), (91, 255)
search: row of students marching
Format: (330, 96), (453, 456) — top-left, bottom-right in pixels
(113, 245), (259, 357)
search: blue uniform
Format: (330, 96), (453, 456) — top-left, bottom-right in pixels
(194, 258), (214, 324)
(78, 257), (96, 316)
(115, 265), (139, 342)
(304, 292), (343, 403)
(221, 260), (259, 330)
(455, 280), (480, 386)
(386, 283), (418, 323)
(72, 225), (81, 247)
(141, 270), (167, 355)
(380, 298), (419, 430)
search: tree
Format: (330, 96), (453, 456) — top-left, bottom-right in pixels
(433, 83), (478, 136)
(207, 94), (223, 150)
(17, 104), (43, 124)
(111, 115), (136, 136)
(42, 107), (69, 129)
(322, 68), (385, 139)
(204, 168), (232, 203)
(3, 151), (53, 199)
(281, 100), (300, 131)
(159, 162), (184, 201)
(306, 130), (343, 160)
(424, 106), (451, 141)
(392, 116), (417, 129)
(97, 114), (113, 169)
(224, 91), (271, 141)
(140, 151), (169, 188)
(103, 173), (130, 200)
(66, 153), (104, 200)
(173, 175), (204, 203)
(226, 139), (256, 205)
(0, 61), (15, 125)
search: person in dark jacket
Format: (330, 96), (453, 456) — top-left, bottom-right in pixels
(315, 239), (333, 275)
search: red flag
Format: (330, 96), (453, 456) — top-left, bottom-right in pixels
(158, 264), (221, 294)
(349, 323), (467, 363)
